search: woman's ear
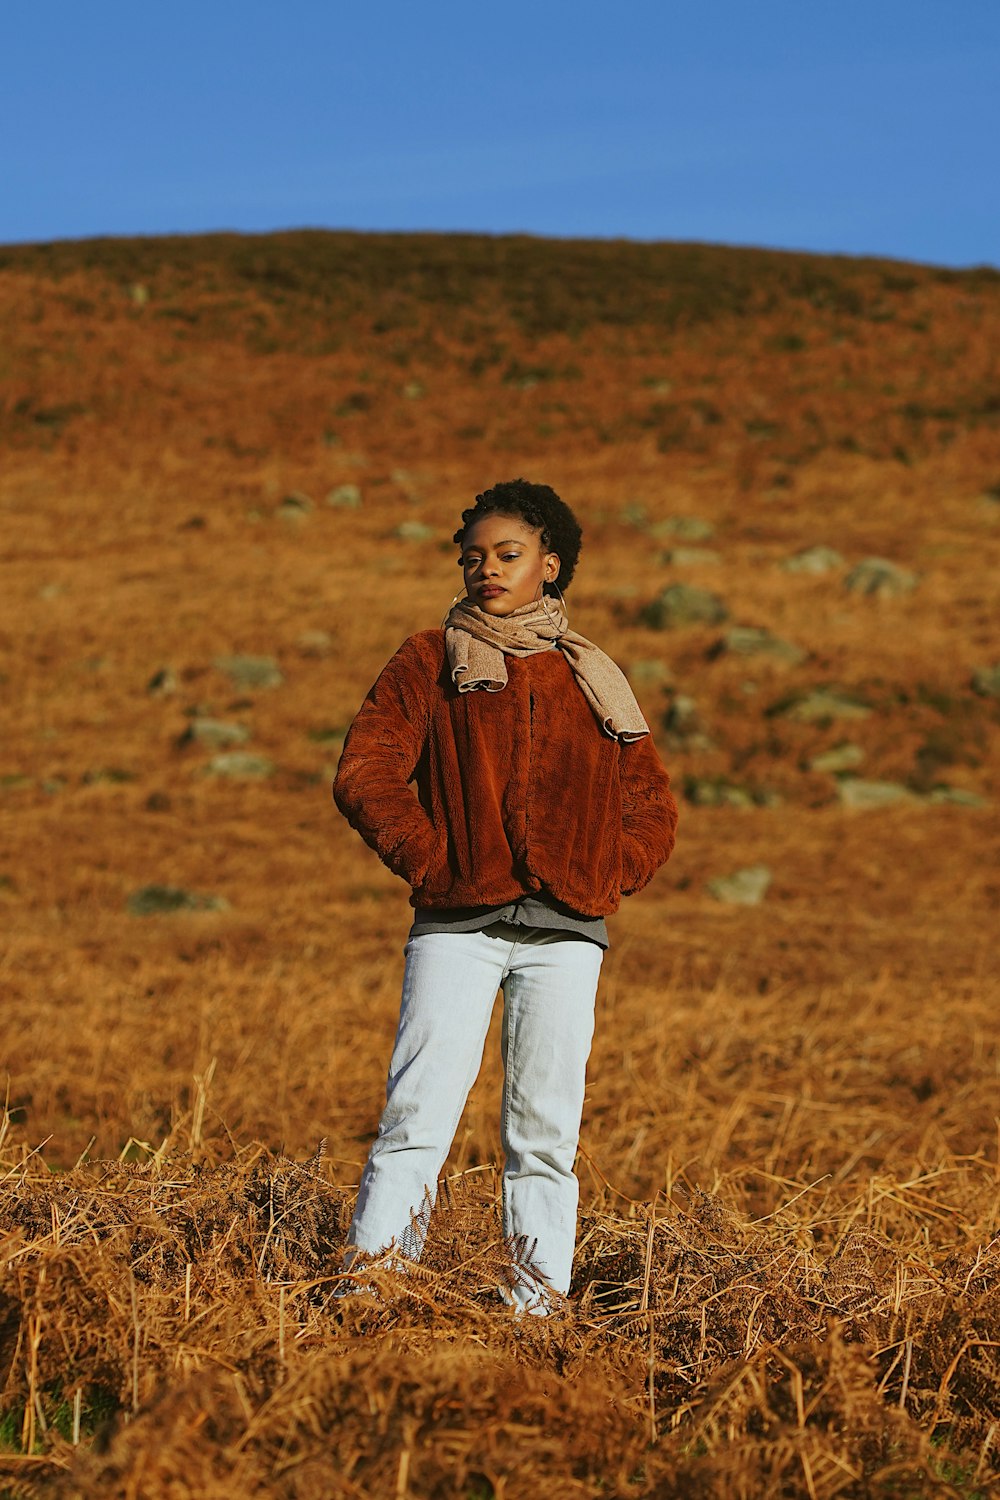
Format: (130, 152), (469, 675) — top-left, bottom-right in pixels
(546, 553), (560, 581)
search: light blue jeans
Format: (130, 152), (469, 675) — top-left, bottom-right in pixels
(345, 922), (603, 1311)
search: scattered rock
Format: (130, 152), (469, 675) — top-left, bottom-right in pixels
(837, 779), (917, 809)
(391, 468), (418, 499)
(278, 491), (313, 517)
(147, 667), (178, 696)
(326, 483), (362, 509)
(650, 516), (715, 542)
(127, 885), (229, 917)
(683, 777), (780, 809)
(619, 503), (648, 528)
(307, 726), (348, 748)
(769, 688), (872, 723)
(178, 719), (250, 749)
(809, 743), (865, 774)
(204, 752), (275, 779)
(664, 696), (701, 732)
(214, 655), (284, 690)
(971, 664), (1000, 698)
(662, 695), (714, 751)
(403, 380), (425, 400)
(393, 521), (435, 541)
(296, 630), (333, 656)
(780, 545), (844, 575)
(628, 659), (673, 686)
(712, 627), (806, 666)
(707, 865), (772, 906)
(661, 547), (723, 567)
(641, 584), (728, 630)
(686, 779), (753, 809)
(1, 774), (33, 791)
(844, 557), (918, 598)
(927, 787), (988, 808)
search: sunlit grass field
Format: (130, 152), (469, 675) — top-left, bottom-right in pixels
(1, 230), (999, 1497)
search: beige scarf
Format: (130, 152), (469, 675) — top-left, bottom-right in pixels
(443, 597), (649, 742)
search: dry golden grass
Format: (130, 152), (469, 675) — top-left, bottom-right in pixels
(1, 230), (999, 1496)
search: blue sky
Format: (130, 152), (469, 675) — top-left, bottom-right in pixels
(3, 0), (998, 266)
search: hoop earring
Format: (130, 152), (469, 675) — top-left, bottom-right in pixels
(541, 584), (567, 624)
(440, 591), (466, 628)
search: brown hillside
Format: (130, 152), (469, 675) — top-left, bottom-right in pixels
(1, 231), (1000, 1497)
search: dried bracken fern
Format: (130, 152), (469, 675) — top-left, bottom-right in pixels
(2, 1137), (1000, 1498)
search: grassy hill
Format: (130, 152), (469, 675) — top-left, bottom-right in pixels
(3, 231), (999, 471)
(1, 231), (999, 1497)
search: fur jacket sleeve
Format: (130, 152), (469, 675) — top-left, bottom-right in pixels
(332, 636), (441, 890)
(618, 733), (678, 896)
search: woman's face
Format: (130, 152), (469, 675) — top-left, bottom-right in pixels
(460, 514), (560, 615)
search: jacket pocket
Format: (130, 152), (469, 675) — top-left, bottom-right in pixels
(619, 831), (652, 897)
(413, 825), (451, 899)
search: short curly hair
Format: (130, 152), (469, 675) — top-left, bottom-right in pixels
(453, 479), (583, 594)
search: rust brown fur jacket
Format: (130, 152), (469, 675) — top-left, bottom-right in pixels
(333, 630), (678, 917)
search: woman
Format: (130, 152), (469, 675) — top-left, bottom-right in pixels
(333, 479), (677, 1312)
